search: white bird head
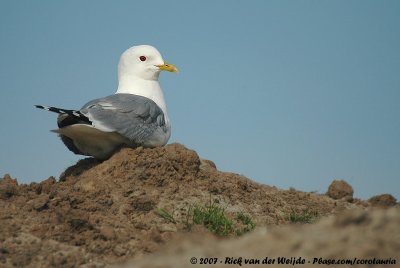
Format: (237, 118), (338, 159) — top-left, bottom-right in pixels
(118, 45), (178, 81)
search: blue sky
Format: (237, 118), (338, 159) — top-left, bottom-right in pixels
(1, 1), (399, 200)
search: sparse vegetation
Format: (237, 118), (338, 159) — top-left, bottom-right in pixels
(191, 201), (234, 236)
(285, 208), (319, 224)
(235, 211), (256, 236)
(155, 207), (176, 224)
(157, 200), (256, 236)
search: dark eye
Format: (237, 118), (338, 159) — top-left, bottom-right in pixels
(139, 56), (146, 61)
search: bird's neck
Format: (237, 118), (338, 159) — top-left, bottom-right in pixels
(116, 75), (169, 119)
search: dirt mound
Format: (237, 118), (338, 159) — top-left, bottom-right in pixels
(0, 144), (398, 267)
(124, 208), (400, 268)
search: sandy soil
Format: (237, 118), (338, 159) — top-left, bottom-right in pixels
(0, 143), (398, 267)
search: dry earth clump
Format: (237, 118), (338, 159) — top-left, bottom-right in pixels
(326, 179), (354, 201)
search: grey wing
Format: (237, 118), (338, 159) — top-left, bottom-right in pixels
(80, 94), (168, 145)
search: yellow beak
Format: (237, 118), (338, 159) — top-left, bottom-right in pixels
(157, 62), (179, 73)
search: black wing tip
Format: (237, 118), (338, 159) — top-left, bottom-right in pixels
(34, 105), (69, 114)
(35, 105), (53, 112)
